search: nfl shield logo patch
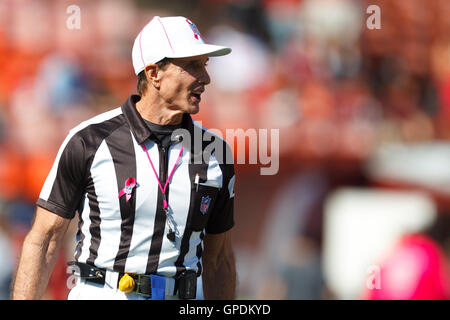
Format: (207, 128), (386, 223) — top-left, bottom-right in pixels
(200, 195), (211, 215)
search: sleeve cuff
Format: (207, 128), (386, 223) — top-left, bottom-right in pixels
(205, 221), (234, 235)
(36, 199), (75, 219)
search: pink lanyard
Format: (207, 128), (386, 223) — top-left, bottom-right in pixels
(142, 143), (184, 210)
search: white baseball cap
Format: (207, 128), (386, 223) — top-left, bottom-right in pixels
(132, 16), (231, 75)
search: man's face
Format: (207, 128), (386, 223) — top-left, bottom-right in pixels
(156, 55), (211, 115)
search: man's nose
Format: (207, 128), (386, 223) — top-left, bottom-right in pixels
(199, 68), (211, 86)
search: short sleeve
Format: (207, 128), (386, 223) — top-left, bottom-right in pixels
(205, 157), (235, 234)
(36, 132), (88, 219)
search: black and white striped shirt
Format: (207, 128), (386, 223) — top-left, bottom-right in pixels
(37, 95), (235, 277)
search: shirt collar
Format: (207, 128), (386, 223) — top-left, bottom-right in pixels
(121, 94), (195, 145)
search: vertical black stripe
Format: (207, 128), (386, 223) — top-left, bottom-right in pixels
(85, 176), (101, 265)
(105, 124), (137, 273)
(174, 125), (210, 277)
(174, 229), (193, 277)
(196, 231), (205, 276)
(74, 210), (85, 261)
(71, 115), (124, 264)
(43, 113), (124, 219)
(145, 144), (169, 274)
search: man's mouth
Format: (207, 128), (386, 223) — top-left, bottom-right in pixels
(191, 93), (201, 102)
(190, 88), (204, 103)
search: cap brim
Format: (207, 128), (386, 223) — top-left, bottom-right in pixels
(166, 43), (231, 59)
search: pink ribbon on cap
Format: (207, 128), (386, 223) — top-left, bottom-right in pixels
(118, 177), (137, 202)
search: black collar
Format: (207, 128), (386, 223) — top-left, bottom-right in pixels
(121, 94), (195, 145)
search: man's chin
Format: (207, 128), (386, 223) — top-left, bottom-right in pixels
(186, 103), (200, 115)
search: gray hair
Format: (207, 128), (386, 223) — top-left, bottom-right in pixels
(136, 58), (172, 96)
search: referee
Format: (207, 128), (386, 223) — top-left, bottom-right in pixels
(12, 16), (236, 300)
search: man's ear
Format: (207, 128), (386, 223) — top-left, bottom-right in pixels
(145, 64), (161, 89)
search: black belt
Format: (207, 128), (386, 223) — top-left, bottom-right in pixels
(67, 261), (197, 299)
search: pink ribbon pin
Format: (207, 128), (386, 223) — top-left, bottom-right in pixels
(118, 177), (137, 202)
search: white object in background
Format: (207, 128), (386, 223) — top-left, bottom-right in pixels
(366, 142), (450, 194)
(322, 188), (436, 299)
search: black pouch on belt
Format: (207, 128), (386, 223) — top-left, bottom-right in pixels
(177, 270), (197, 300)
(67, 261), (106, 285)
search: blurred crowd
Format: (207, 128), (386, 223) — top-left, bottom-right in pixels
(0, 0), (449, 299)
